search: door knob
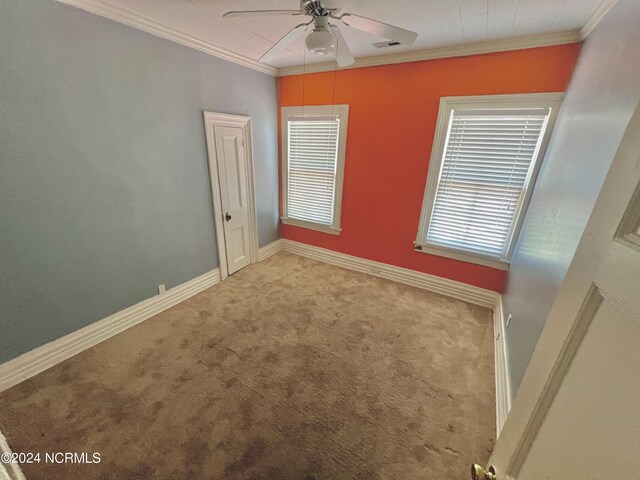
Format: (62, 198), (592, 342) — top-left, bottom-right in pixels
(471, 464), (496, 480)
(225, 213), (232, 221)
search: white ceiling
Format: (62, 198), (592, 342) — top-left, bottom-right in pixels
(64, 0), (606, 70)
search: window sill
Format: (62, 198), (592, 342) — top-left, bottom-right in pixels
(413, 241), (510, 271)
(281, 217), (342, 236)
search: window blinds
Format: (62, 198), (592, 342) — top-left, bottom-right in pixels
(427, 108), (550, 259)
(287, 117), (340, 226)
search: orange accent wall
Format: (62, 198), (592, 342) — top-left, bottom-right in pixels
(278, 44), (581, 292)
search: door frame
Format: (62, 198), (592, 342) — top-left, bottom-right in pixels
(1, 427), (26, 479)
(203, 111), (259, 281)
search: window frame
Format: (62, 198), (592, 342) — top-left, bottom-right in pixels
(281, 104), (349, 235)
(415, 93), (563, 270)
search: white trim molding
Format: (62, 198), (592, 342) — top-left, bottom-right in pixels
(415, 242), (510, 271)
(415, 93), (564, 268)
(281, 105), (349, 236)
(281, 217), (342, 236)
(505, 285), (604, 476)
(0, 231), (510, 438)
(258, 239), (283, 262)
(56, 0), (277, 76)
(580, 0), (618, 39)
(0, 430), (27, 480)
(0, 269), (220, 393)
(256, 237), (503, 311)
(278, 31), (581, 76)
(56, 1), (597, 80)
(203, 111), (260, 281)
(281, 239), (499, 308)
(0, 232), (511, 439)
(494, 295), (512, 436)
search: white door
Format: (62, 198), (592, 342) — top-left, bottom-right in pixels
(213, 125), (251, 275)
(484, 107), (640, 479)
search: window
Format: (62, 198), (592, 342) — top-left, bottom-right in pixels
(281, 105), (349, 235)
(416, 93), (562, 269)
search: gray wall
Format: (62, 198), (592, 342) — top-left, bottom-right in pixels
(0, 0), (279, 363)
(503, 0), (640, 394)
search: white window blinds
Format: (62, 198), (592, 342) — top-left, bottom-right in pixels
(427, 108), (551, 259)
(287, 117), (340, 226)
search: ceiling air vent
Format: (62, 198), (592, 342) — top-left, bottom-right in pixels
(372, 40), (401, 48)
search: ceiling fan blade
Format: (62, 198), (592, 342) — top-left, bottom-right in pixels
(330, 25), (355, 67)
(223, 9), (303, 19)
(259, 22), (310, 66)
(337, 13), (417, 45)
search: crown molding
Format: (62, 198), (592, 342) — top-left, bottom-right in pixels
(56, 0), (278, 76)
(56, 0), (607, 79)
(277, 30), (581, 76)
(579, 0), (618, 39)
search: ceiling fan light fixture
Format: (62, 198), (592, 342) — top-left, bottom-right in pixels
(225, 0), (417, 66)
(305, 27), (336, 55)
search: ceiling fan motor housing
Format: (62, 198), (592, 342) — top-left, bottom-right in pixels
(301, 0), (327, 16)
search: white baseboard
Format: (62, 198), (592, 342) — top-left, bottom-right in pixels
(0, 269), (220, 392)
(494, 295), (512, 436)
(1, 236), (511, 438)
(258, 239), (283, 262)
(281, 239), (499, 308)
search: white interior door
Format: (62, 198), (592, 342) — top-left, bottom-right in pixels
(486, 106), (640, 479)
(213, 125), (251, 276)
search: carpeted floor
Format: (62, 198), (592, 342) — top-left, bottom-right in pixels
(0, 252), (495, 480)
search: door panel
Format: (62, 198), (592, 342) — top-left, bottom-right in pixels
(221, 133), (245, 211)
(489, 107), (640, 479)
(214, 125), (251, 275)
(518, 288), (640, 479)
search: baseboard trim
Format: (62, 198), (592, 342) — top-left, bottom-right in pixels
(0, 269), (220, 392)
(494, 295), (512, 436)
(258, 239), (283, 262)
(1, 237), (511, 438)
(281, 239), (499, 308)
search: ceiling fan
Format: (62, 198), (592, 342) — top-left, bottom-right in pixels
(223, 0), (418, 67)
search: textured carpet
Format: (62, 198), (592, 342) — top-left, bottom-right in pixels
(0, 252), (495, 479)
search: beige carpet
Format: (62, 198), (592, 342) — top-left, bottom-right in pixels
(0, 252), (495, 479)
